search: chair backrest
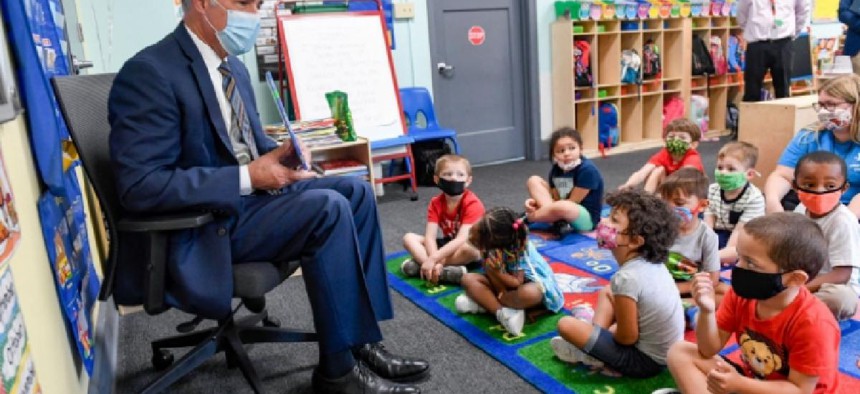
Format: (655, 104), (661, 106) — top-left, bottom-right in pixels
(51, 74), (119, 301)
(399, 87), (441, 130)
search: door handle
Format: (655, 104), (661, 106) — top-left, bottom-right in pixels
(72, 55), (94, 74)
(437, 62), (454, 75)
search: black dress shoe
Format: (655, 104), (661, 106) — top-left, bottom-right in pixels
(354, 343), (430, 383)
(312, 362), (421, 394)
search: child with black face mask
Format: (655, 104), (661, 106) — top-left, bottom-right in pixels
(667, 213), (840, 393)
(402, 154), (484, 285)
(793, 151), (860, 321)
(525, 127), (604, 234)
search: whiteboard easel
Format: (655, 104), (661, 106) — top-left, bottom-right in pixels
(277, 11), (406, 142)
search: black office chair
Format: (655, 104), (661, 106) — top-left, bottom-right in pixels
(51, 74), (317, 393)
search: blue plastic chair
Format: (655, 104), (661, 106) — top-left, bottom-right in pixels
(399, 87), (460, 154)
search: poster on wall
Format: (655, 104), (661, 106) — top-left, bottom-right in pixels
(36, 166), (98, 375)
(0, 149), (21, 268)
(0, 268), (42, 394)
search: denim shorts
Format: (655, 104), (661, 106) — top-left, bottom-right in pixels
(583, 325), (665, 378)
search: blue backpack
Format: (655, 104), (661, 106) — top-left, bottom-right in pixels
(598, 102), (620, 149)
(727, 34), (745, 73)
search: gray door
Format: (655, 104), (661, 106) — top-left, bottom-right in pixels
(60, 0), (90, 74)
(428, 0), (526, 165)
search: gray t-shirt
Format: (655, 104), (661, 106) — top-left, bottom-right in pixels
(611, 256), (684, 365)
(666, 221), (720, 280)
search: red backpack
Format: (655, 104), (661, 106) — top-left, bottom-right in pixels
(709, 36), (727, 75)
(574, 40), (593, 86)
(662, 96), (685, 130)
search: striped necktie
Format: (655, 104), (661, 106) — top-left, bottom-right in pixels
(218, 61), (259, 163)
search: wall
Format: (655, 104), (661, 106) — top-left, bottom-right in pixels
(0, 117), (87, 393)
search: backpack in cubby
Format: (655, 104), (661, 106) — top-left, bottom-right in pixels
(727, 34), (745, 72)
(599, 102), (620, 149)
(621, 49), (642, 84)
(642, 39), (662, 79)
(690, 94), (710, 133)
(709, 36), (728, 75)
(692, 34), (715, 76)
(574, 39), (593, 86)
(662, 95), (685, 130)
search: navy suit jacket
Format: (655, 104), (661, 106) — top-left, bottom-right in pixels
(108, 24), (278, 319)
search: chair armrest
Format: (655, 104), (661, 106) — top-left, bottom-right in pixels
(117, 212), (214, 315)
(117, 212), (214, 232)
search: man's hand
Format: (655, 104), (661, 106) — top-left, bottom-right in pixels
(280, 137), (312, 169)
(707, 361), (740, 394)
(248, 149), (293, 190)
(691, 272), (716, 313)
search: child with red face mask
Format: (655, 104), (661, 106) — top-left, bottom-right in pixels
(793, 151), (860, 320)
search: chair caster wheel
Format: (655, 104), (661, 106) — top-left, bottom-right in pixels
(152, 349), (174, 371)
(262, 316), (281, 328)
(410, 195), (419, 201)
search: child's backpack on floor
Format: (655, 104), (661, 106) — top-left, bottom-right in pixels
(599, 102), (620, 150)
(642, 39), (662, 79)
(621, 49), (642, 84)
(412, 140), (452, 186)
(574, 39), (593, 86)
(709, 36), (727, 75)
(690, 94), (710, 133)
(727, 34), (745, 72)
(692, 34), (716, 76)
(663, 95), (685, 130)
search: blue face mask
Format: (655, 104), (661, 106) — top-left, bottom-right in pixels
(207, 0), (261, 56)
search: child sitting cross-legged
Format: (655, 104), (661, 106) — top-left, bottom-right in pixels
(402, 154), (484, 285)
(620, 118), (705, 193)
(793, 151), (860, 321)
(551, 190), (684, 378)
(704, 141), (765, 266)
(667, 213), (840, 393)
(455, 207), (564, 336)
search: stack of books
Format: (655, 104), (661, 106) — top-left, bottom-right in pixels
(312, 159), (368, 179)
(264, 118), (344, 149)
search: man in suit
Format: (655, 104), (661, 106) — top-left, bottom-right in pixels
(108, 0), (428, 392)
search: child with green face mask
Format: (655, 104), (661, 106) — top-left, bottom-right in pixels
(620, 118), (705, 193)
(703, 142), (765, 266)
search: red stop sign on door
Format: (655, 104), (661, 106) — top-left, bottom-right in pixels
(468, 26), (485, 46)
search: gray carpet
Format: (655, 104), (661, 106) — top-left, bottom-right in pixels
(115, 139), (723, 393)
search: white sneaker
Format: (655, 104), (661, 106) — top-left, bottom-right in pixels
(550, 336), (604, 368)
(496, 307), (525, 336)
(455, 294), (486, 314)
(400, 258), (420, 277)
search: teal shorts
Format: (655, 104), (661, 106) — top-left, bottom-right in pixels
(570, 205), (594, 231)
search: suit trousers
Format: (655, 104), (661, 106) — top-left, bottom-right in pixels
(229, 176), (392, 355)
(743, 37), (793, 102)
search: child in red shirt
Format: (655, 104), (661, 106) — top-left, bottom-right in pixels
(667, 213), (840, 394)
(402, 155), (484, 285)
(621, 118), (705, 193)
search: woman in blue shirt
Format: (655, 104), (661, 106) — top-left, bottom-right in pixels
(765, 74), (860, 217)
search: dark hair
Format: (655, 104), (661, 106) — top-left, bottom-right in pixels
(605, 190), (678, 263)
(659, 167), (709, 200)
(742, 213), (828, 278)
(471, 207), (529, 254)
(549, 127), (583, 161)
(665, 118), (702, 142)
(794, 151), (848, 181)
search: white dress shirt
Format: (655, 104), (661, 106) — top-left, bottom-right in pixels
(185, 24), (254, 195)
(736, 0), (810, 42)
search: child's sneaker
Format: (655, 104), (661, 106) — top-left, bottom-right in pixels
(455, 294), (486, 314)
(550, 336), (604, 368)
(684, 304), (699, 331)
(439, 266), (467, 284)
(569, 304), (595, 322)
(552, 220), (573, 236)
(400, 258), (420, 277)
(496, 307), (525, 336)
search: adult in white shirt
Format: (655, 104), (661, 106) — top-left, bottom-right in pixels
(736, 0), (810, 101)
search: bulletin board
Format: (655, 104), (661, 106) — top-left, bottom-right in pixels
(277, 12), (406, 142)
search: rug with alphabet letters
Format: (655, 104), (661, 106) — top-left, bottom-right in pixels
(386, 229), (860, 393)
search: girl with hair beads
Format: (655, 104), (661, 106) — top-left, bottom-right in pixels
(455, 207), (564, 336)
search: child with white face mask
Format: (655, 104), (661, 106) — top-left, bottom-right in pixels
(524, 128), (605, 234)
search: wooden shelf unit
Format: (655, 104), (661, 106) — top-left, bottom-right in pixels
(309, 137), (376, 189)
(552, 17), (692, 154)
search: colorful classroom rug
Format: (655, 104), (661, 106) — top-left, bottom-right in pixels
(385, 229), (860, 393)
